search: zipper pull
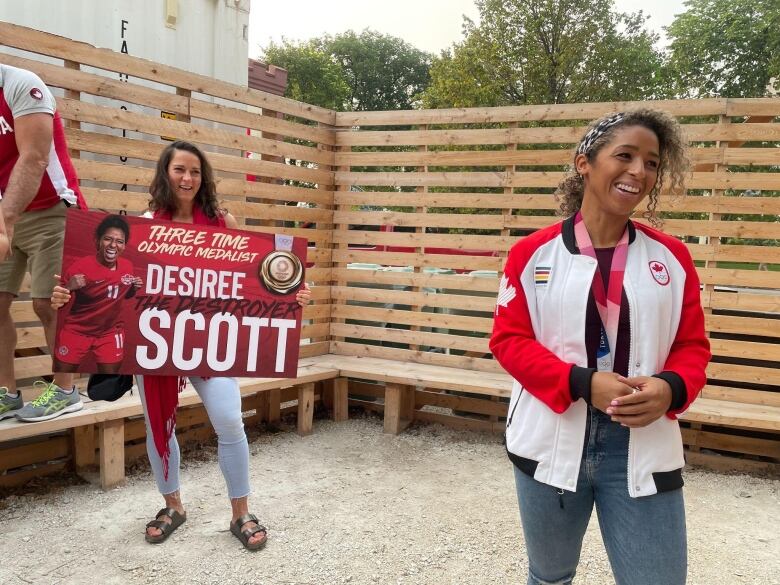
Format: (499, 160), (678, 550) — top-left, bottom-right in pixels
(557, 488), (565, 509)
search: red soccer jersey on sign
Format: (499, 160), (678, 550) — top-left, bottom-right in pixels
(62, 256), (135, 336)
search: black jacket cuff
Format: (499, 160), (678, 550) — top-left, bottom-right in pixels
(653, 371), (687, 411)
(570, 366), (596, 405)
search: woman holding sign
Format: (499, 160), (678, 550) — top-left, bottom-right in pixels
(490, 110), (710, 585)
(53, 141), (310, 551)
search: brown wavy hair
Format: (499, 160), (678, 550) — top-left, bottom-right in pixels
(555, 109), (689, 226)
(149, 140), (220, 219)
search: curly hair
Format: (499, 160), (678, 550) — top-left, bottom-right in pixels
(149, 140), (221, 219)
(555, 109), (689, 226)
(95, 214), (130, 243)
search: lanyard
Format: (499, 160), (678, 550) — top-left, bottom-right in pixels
(573, 211), (629, 371)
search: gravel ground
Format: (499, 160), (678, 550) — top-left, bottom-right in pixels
(0, 415), (778, 585)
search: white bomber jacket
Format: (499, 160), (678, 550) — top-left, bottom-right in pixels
(490, 216), (711, 498)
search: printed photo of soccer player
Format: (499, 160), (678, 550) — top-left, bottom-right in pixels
(53, 214), (142, 374)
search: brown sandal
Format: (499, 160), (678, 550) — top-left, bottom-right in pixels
(230, 513), (267, 551)
(145, 507), (186, 544)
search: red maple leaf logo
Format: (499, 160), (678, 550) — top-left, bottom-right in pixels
(652, 263), (664, 272)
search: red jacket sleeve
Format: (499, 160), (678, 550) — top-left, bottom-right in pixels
(489, 240), (576, 414)
(662, 244), (711, 418)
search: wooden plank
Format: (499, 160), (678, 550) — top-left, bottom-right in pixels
(705, 314), (780, 338)
(331, 323), (489, 354)
(331, 305), (493, 333)
(416, 388), (508, 417)
(698, 268), (780, 289)
(0, 462), (69, 488)
(66, 125), (333, 171)
(0, 52), (188, 115)
(681, 398), (780, 431)
(316, 353), (510, 392)
(707, 363), (780, 386)
(332, 249), (502, 272)
(332, 268), (500, 293)
(0, 436), (69, 472)
(190, 99), (335, 150)
(332, 286), (495, 312)
(58, 98), (333, 184)
(336, 169), (780, 191)
(13, 355), (52, 381)
(709, 291), (780, 313)
(14, 327), (47, 350)
(334, 146), (780, 169)
(0, 22), (336, 125)
(333, 230), (516, 253)
(297, 383), (315, 436)
(333, 99), (738, 126)
(331, 190), (780, 216)
(98, 419), (125, 489)
(682, 427), (780, 459)
(414, 409), (504, 434)
(701, 386), (780, 408)
(689, 244), (780, 265)
(335, 123), (780, 147)
(684, 450), (779, 475)
(708, 339), (780, 363)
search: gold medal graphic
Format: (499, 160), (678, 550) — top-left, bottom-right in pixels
(260, 250), (303, 294)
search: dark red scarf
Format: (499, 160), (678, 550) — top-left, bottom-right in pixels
(144, 204), (225, 479)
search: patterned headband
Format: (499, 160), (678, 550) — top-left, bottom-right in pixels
(575, 113), (626, 157)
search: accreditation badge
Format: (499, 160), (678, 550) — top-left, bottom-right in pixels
(259, 233), (304, 295)
(596, 324), (613, 372)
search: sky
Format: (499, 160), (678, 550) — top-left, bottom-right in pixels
(248, 0), (688, 59)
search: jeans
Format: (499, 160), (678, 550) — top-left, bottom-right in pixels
(137, 376), (251, 499)
(513, 407), (687, 585)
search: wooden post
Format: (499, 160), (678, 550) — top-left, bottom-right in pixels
(99, 419), (125, 490)
(331, 377), (349, 422)
(267, 388), (281, 423)
(246, 391), (267, 425)
(72, 424), (96, 470)
(384, 382), (414, 434)
(297, 382), (315, 436)
(63, 60), (81, 160)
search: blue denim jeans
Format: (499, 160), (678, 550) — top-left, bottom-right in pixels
(513, 406), (687, 585)
(137, 376), (251, 499)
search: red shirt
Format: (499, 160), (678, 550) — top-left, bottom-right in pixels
(0, 64), (86, 211)
(62, 256), (135, 336)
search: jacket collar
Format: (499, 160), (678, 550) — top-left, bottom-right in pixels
(561, 213), (636, 254)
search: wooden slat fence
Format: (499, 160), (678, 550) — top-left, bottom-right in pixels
(330, 99), (780, 469)
(0, 22), (337, 391)
(1, 23), (778, 478)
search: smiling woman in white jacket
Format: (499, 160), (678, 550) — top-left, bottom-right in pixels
(490, 110), (710, 585)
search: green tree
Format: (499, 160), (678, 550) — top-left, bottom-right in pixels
(262, 30), (432, 111)
(323, 30), (432, 111)
(422, 0), (666, 108)
(666, 0), (780, 98)
(263, 39), (349, 110)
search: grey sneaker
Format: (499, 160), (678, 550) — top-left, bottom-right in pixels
(0, 387), (23, 421)
(15, 381), (83, 422)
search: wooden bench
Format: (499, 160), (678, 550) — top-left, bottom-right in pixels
(310, 354), (780, 473)
(0, 357), (343, 489)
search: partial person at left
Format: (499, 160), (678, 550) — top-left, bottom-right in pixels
(0, 64), (88, 423)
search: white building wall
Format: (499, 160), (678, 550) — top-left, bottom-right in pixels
(0, 0), (252, 193)
(0, 0), (249, 85)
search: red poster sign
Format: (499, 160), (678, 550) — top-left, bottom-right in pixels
(54, 209), (307, 378)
